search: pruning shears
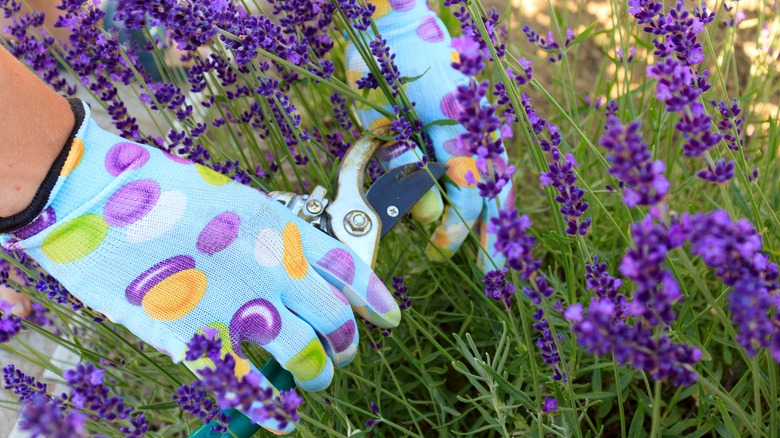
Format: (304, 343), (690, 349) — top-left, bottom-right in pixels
(190, 131), (447, 437)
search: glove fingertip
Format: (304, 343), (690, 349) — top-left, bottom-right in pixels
(410, 188), (443, 224)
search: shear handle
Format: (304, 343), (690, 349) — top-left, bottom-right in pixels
(326, 130), (391, 267)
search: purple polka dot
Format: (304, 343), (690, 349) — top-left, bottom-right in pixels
(316, 249), (355, 286)
(105, 143), (150, 176)
(13, 206), (56, 239)
(197, 213), (241, 255)
(442, 138), (471, 157)
(389, 0), (414, 11)
(163, 151), (192, 164)
(103, 180), (161, 227)
(376, 142), (411, 163)
(126, 255), (195, 306)
(366, 273), (395, 313)
(417, 16), (444, 42)
(325, 321), (356, 353)
(230, 299), (282, 351)
(331, 285), (349, 305)
(440, 91), (464, 120)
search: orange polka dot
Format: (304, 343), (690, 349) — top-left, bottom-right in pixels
(352, 305), (371, 321)
(431, 225), (452, 249)
(142, 269), (207, 321)
(371, 0), (391, 18)
(346, 69), (362, 88)
(446, 157), (480, 187)
(61, 138), (84, 177)
(450, 51), (461, 65)
(479, 220), (489, 247)
(282, 222), (308, 280)
(369, 117), (392, 130)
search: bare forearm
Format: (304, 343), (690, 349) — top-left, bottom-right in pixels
(0, 45), (74, 217)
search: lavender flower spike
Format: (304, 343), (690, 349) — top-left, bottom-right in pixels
(599, 116), (669, 207)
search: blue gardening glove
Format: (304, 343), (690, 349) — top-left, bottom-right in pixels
(0, 100), (400, 434)
(345, 0), (515, 272)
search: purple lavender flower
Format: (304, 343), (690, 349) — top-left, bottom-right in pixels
(64, 363), (134, 422)
(539, 152), (591, 235)
(675, 102), (723, 157)
(369, 36), (401, 97)
(3, 364), (49, 402)
(454, 6), (505, 59)
(24, 302), (55, 329)
(620, 214), (685, 326)
(179, 332), (303, 429)
(119, 413), (149, 437)
(0, 300), (23, 343)
(392, 276), (412, 310)
(268, 0), (336, 58)
(566, 290), (700, 386)
(451, 36), (485, 76)
(365, 401), (381, 427)
(599, 116), (669, 207)
(506, 57), (533, 87)
(482, 268), (516, 308)
(680, 210), (779, 358)
(721, 4), (745, 28)
(630, 0), (735, 173)
(713, 98), (745, 151)
(522, 26), (572, 63)
(531, 306), (565, 381)
(488, 210), (541, 279)
(335, 0), (375, 31)
(355, 73), (379, 90)
(585, 256), (627, 318)
(646, 59), (703, 112)
(453, 79), (515, 199)
(696, 158), (735, 183)
(19, 394), (85, 438)
(617, 47), (636, 63)
(542, 396), (558, 413)
(330, 92), (354, 132)
(516, 92), (591, 234)
(185, 329), (224, 362)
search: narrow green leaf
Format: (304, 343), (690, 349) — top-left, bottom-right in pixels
(628, 403), (645, 438)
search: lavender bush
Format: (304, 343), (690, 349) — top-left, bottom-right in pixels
(1, 0), (780, 435)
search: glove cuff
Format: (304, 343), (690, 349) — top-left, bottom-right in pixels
(0, 99), (85, 234)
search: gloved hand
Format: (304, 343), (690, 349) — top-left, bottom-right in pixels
(345, 0), (515, 272)
(0, 99), (401, 434)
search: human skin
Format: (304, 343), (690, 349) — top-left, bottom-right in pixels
(0, 45), (74, 217)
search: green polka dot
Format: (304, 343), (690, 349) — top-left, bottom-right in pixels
(285, 340), (327, 381)
(42, 214), (109, 264)
(196, 164), (231, 186)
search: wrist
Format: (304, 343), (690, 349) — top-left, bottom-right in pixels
(0, 46), (76, 218)
(0, 99), (81, 231)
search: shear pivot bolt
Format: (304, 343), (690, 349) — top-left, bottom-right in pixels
(386, 206), (399, 217)
(345, 211), (371, 236)
(306, 199), (323, 214)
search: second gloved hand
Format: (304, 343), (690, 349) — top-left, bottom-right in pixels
(345, 0), (515, 272)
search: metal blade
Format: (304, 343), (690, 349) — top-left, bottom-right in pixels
(365, 162), (448, 238)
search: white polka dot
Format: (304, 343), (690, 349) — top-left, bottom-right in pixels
(255, 228), (283, 267)
(445, 221), (470, 243)
(126, 191), (187, 243)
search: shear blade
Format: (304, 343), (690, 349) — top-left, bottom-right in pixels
(365, 162), (448, 237)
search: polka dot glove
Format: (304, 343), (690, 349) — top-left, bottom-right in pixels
(345, 0), (515, 272)
(0, 100), (401, 434)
